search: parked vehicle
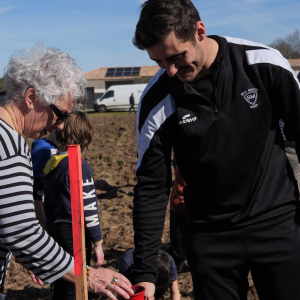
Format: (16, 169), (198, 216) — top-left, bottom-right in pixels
(94, 84), (147, 113)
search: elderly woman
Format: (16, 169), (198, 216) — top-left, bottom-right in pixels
(0, 44), (133, 299)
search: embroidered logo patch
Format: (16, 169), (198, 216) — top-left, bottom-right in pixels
(179, 114), (197, 125)
(241, 88), (258, 108)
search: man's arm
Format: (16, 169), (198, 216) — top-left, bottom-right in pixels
(269, 63), (300, 159)
(247, 48), (300, 161)
(132, 71), (175, 297)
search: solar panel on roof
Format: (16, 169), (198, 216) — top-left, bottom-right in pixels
(106, 68), (116, 76)
(105, 67), (140, 77)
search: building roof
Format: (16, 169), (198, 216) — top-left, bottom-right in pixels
(288, 58), (300, 67)
(85, 59), (300, 80)
(85, 65), (160, 80)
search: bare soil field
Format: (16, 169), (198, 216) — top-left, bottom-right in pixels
(3, 113), (259, 300)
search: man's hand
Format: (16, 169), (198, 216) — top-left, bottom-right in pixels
(94, 243), (104, 267)
(137, 282), (155, 300)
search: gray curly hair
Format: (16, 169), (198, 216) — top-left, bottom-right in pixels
(4, 43), (87, 110)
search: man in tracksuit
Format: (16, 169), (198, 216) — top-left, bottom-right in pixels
(131, 1), (300, 300)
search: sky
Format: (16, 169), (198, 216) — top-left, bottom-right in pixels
(0, 0), (299, 75)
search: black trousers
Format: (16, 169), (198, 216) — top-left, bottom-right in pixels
(183, 211), (300, 300)
(170, 210), (186, 266)
(52, 222), (91, 300)
(129, 105), (136, 114)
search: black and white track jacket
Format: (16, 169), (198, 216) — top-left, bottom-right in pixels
(132, 35), (300, 284)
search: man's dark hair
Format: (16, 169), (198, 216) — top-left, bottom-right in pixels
(133, 0), (201, 50)
(155, 250), (172, 288)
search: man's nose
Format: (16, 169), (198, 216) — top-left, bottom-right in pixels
(166, 63), (177, 77)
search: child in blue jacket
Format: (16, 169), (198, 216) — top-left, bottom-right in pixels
(41, 112), (103, 300)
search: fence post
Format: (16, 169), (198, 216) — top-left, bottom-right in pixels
(68, 145), (88, 300)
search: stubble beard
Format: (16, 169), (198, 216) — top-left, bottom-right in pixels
(177, 44), (205, 83)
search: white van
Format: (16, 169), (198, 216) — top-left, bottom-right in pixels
(94, 84), (147, 113)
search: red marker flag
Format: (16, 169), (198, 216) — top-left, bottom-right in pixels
(68, 145), (88, 299)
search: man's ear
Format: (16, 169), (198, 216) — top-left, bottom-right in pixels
(195, 21), (206, 42)
(24, 88), (36, 111)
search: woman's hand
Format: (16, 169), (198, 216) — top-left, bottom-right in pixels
(15, 257), (44, 286)
(93, 243), (104, 267)
(28, 270), (44, 286)
(88, 267), (134, 300)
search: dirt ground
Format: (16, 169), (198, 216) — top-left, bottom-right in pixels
(3, 113), (259, 300)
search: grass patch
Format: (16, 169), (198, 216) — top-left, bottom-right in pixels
(87, 111), (132, 117)
(99, 215), (105, 228)
(126, 196), (133, 202)
(108, 134), (120, 146)
(117, 199), (127, 207)
(102, 155), (109, 162)
(105, 202), (114, 209)
(113, 138), (119, 146)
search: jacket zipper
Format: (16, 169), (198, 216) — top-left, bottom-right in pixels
(211, 68), (220, 117)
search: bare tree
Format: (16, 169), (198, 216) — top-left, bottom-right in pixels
(269, 29), (300, 59)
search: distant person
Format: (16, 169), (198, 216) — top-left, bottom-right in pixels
(41, 112), (104, 300)
(129, 93), (135, 114)
(119, 249), (180, 300)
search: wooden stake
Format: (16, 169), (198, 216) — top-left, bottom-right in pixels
(68, 145), (88, 300)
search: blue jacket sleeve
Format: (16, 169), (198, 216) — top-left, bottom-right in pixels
(82, 160), (103, 244)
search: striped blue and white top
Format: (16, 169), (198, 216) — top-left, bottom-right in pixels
(0, 119), (74, 288)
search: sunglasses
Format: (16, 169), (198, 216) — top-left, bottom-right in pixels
(49, 104), (72, 123)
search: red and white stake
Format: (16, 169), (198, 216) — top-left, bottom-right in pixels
(68, 145), (88, 300)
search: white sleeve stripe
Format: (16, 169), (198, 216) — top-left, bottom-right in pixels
(223, 36), (300, 90)
(140, 68), (166, 103)
(224, 36), (271, 49)
(136, 68), (167, 130)
(246, 49), (300, 89)
(246, 48), (290, 72)
(136, 93), (176, 171)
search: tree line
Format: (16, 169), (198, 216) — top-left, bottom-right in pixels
(269, 29), (300, 59)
